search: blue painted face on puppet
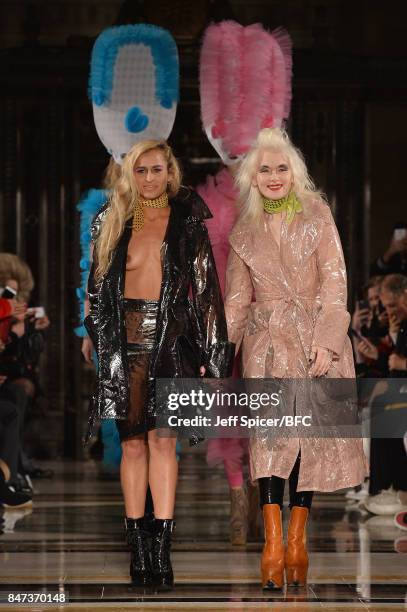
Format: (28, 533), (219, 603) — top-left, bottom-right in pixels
(90, 24), (179, 164)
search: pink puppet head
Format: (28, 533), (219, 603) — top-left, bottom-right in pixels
(200, 21), (292, 165)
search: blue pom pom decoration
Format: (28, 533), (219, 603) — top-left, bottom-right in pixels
(125, 106), (149, 133)
(74, 188), (109, 337)
(160, 95), (173, 110)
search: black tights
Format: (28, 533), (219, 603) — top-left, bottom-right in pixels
(258, 454), (313, 510)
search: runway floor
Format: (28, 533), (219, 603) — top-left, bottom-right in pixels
(0, 445), (406, 611)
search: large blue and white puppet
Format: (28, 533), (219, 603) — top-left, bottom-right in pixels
(76, 24), (179, 337)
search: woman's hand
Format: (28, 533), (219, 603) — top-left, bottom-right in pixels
(309, 346), (333, 377)
(357, 337), (379, 361)
(389, 313), (401, 336)
(351, 306), (370, 332)
(388, 353), (407, 371)
(81, 336), (94, 364)
(378, 309), (389, 328)
(384, 234), (407, 261)
(34, 315), (50, 330)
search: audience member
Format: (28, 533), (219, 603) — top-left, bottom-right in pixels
(354, 274), (407, 515)
(0, 254), (52, 487)
(352, 277), (392, 377)
(0, 374), (32, 508)
(370, 223), (407, 276)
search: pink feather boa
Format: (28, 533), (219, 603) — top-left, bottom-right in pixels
(197, 167), (249, 472)
(196, 167), (238, 295)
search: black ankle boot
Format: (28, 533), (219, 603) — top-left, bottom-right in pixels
(151, 518), (175, 590)
(125, 517), (153, 587)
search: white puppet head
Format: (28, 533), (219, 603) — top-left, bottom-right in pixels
(89, 24), (179, 164)
(200, 21), (292, 165)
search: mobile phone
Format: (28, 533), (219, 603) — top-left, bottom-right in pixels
(350, 328), (362, 340)
(27, 306), (45, 319)
(394, 228), (407, 241)
(34, 307), (45, 319)
(358, 299), (369, 311)
(1, 286), (17, 299)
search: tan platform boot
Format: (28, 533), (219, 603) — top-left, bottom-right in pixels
(261, 503), (285, 589)
(285, 506), (309, 587)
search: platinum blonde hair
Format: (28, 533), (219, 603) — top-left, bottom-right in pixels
(236, 128), (324, 225)
(95, 140), (181, 282)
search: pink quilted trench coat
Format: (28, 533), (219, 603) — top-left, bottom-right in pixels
(224, 197), (368, 491)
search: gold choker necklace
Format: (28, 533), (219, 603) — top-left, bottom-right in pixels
(132, 192), (169, 232)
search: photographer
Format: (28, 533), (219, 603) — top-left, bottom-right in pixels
(0, 296), (27, 344)
(0, 279), (49, 400)
(352, 277), (392, 377)
(0, 254), (51, 484)
(360, 274), (407, 515)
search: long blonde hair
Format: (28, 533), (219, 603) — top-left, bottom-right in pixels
(102, 157), (122, 190)
(95, 140), (181, 281)
(236, 128), (324, 225)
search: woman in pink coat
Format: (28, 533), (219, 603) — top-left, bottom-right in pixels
(224, 127), (368, 590)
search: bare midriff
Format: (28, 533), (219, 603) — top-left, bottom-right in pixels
(124, 208), (170, 300)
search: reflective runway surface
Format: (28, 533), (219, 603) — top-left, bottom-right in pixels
(0, 445), (406, 610)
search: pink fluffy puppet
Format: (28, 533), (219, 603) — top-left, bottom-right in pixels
(197, 20), (292, 545)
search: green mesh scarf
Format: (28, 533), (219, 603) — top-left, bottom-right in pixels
(262, 191), (302, 224)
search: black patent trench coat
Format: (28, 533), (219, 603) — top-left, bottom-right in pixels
(84, 187), (235, 440)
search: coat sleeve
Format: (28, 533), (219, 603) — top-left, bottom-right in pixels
(224, 246), (253, 354)
(83, 231), (103, 351)
(82, 203), (110, 346)
(312, 209), (351, 356)
(83, 255), (100, 350)
(189, 220), (235, 377)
